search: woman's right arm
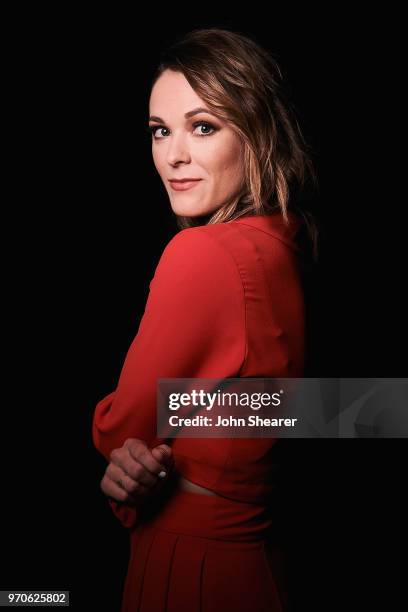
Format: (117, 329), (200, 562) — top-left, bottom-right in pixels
(92, 226), (246, 528)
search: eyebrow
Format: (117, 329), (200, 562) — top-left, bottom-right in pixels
(148, 107), (219, 123)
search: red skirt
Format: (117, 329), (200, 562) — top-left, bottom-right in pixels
(120, 485), (287, 612)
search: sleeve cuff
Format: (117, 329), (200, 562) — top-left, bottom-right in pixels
(108, 498), (139, 529)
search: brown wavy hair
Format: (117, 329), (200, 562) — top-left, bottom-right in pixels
(149, 28), (320, 260)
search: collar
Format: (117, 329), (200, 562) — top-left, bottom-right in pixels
(230, 210), (304, 252)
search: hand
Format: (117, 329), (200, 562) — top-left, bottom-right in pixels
(100, 438), (174, 507)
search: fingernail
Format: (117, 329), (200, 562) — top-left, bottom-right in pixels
(158, 470), (167, 478)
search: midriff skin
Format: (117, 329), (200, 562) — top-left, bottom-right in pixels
(178, 475), (217, 496)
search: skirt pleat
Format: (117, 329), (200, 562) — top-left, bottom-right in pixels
(121, 524), (158, 612)
(138, 530), (180, 611)
(165, 535), (208, 612)
(201, 540), (283, 612)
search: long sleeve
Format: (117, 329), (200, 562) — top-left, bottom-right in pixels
(92, 226), (246, 527)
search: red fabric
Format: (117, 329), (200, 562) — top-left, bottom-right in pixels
(121, 486), (287, 612)
(92, 211), (305, 529)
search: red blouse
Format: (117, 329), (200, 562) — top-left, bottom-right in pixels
(92, 210), (305, 528)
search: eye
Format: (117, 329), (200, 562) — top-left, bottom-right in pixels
(192, 122), (216, 136)
(147, 121), (217, 139)
(147, 125), (170, 139)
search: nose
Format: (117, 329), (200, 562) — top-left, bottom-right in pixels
(166, 131), (191, 166)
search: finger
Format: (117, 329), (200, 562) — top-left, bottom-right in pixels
(153, 444), (173, 466)
(151, 446), (174, 477)
(118, 453), (159, 488)
(106, 462), (151, 496)
(126, 441), (170, 477)
(100, 473), (138, 505)
(110, 445), (159, 487)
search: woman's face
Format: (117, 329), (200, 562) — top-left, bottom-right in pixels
(148, 69), (245, 217)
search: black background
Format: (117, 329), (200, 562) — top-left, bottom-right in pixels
(1, 7), (406, 611)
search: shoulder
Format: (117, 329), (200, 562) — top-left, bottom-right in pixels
(157, 226), (239, 276)
(159, 225), (234, 260)
(153, 226), (242, 289)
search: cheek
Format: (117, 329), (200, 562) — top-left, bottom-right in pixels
(152, 146), (165, 173)
(209, 137), (243, 174)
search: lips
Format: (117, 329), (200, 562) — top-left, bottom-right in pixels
(169, 179), (202, 183)
(169, 179), (202, 191)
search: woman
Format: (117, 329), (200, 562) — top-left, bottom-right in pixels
(92, 27), (318, 612)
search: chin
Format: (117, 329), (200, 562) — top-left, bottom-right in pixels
(171, 204), (210, 217)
